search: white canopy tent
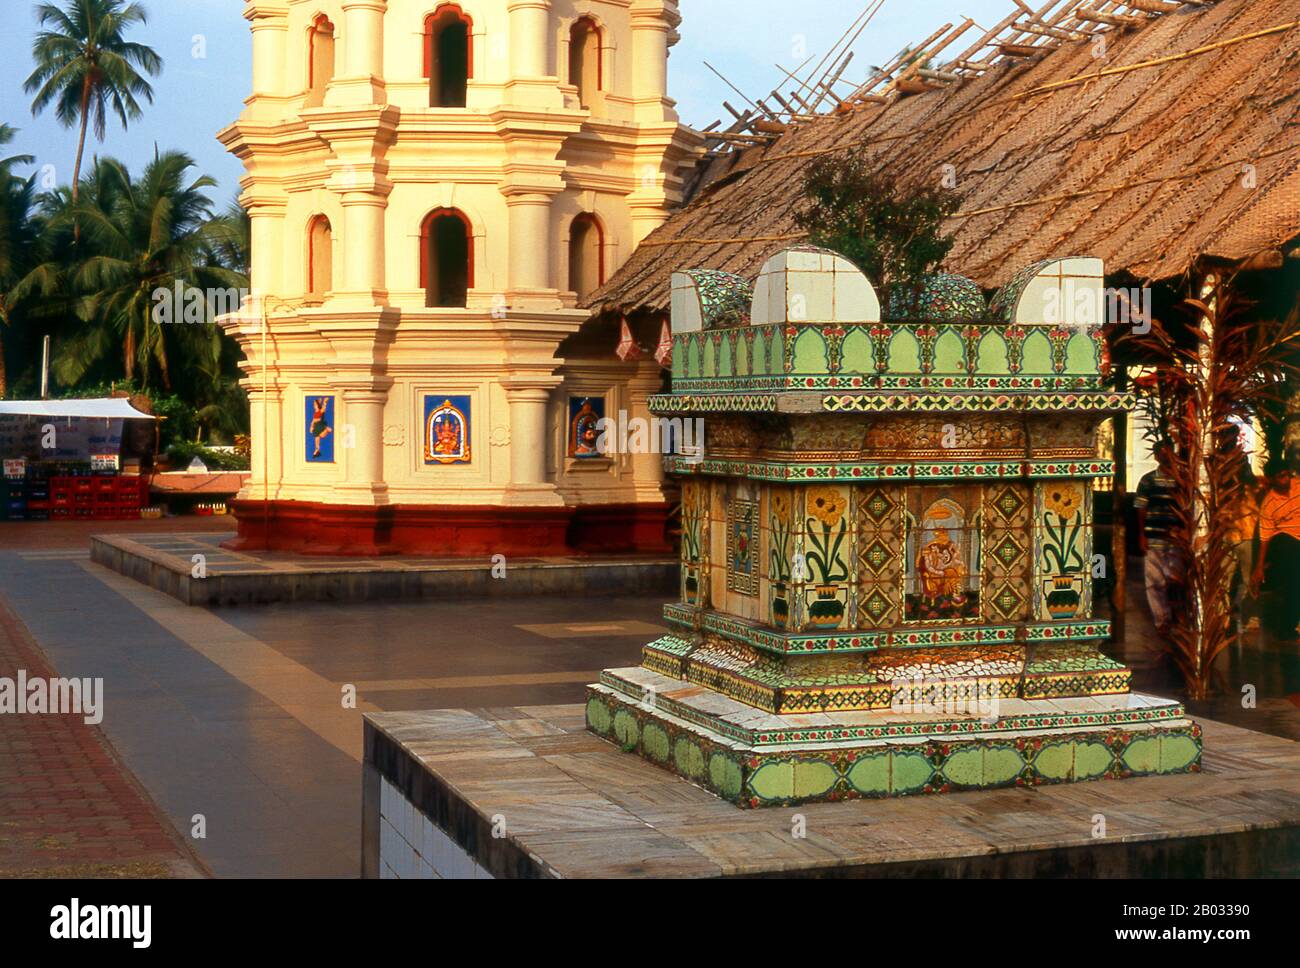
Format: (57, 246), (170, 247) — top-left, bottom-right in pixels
(0, 399), (154, 420)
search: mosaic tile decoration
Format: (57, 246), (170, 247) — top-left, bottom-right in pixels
(726, 498), (759, 596)
(592, 247), (1197, 808)
(682, 269), (753, 329)
(886, 273), (988, 323)
(989, 260), (1054, 322)
(587, 679), (1201, 809)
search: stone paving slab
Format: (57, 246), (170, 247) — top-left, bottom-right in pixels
(91, 532), (676, 606)
(364, 704), (1300, 878)
(0, 598), (204, 878)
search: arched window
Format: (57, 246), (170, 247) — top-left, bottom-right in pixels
(569, 17), (602, 108)
(421, 209), (472, 308)
(425, 5), (472, 108)
(307, 215), (333, 297)
(307, 15), (336, 107)
(568, 213), (604, 300)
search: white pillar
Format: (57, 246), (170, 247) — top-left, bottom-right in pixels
(507, 0), (551, 79)
(339, 387), (388, 496)
(506, 193), (553, 293)
(326, 0), (387, 105)
(506, 386), (553, 486)
(339, 192), (387, 298)
(247, 6), (288, 98)
(630, 0), (676, 120)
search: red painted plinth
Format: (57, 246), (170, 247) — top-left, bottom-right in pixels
(226, 499), (672, 557)
(568, 502), (673, 554)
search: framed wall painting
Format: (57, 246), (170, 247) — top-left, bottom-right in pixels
(567, 396), (605, 459)
(424, 396), (472, 465)
(306, 395), (335, 463)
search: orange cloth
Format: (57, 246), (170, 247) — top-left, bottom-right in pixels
(1259, 476), (1300, 546)
(1223, 485), (1260, 545)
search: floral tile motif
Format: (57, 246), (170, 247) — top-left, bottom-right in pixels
(765, 487), (796, 628)
(1034, 481), (1092, 621)
(802, 486), (852, 631)
(680, 479), (709, 606)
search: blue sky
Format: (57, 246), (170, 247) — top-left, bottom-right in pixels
(0, 0), (1013, 204)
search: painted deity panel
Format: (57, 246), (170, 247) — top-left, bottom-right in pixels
(423, 396), (471, 465)
(904, 485), (982, 623)
(305, 395), (335, 464)
(567, 396), (605, 459)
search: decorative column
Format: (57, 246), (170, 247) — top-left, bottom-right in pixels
(507, 0), (551, 78)
(246, 3), (289, 99)
(626, 358), (669, 501)
(243, 194), (286, 297)
(629, 0), (677, 120)
(505, 0), (562, 108)
(336, 385), (390, 501)
(312, 108), (399, 307)
(503, 191), (557, 301)
(326, 0), (387, 106)
(504, 384), (555, 487)
(338, 190), (388, 301)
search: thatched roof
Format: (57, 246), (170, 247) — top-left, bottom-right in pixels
(590, 0), (1300, 315)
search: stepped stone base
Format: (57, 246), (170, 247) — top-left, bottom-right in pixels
(586, 667), (1201, 808)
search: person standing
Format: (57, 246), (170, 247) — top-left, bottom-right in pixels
(1253, 452), (1300, 640)
(1135, 441), (1184, 639)
(1223, 441), (1261, 633)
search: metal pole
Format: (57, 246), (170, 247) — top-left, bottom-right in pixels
(40, 335), (51, 399)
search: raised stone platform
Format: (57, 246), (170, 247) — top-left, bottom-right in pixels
(362, 704), (1300, 878)
(91, 531), (675, 607)
(587, 667), (1199, 807)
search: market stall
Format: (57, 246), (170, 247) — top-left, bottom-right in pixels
(0, 398), (156, 522)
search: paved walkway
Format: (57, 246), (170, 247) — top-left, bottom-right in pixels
(0, 517), (1296, 877)
(0, 596), (203, 878)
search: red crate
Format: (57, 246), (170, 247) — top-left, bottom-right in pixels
(51, 508), (71, 519)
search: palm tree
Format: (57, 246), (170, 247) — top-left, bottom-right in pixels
(0, 125), (39, 397)
(23, 0), (162, 201)
(14, 151), (247, 390)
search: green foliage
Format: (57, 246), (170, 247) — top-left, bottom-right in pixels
(164, 440), (249, 472)
(24, 0), (163, 190)
(794, 153), (961, 303)
(6, 151), (250, 439)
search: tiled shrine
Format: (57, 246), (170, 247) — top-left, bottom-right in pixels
(586, 247), (1202, 808)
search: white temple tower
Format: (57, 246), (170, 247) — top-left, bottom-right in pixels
(219, 0), (700, 554)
